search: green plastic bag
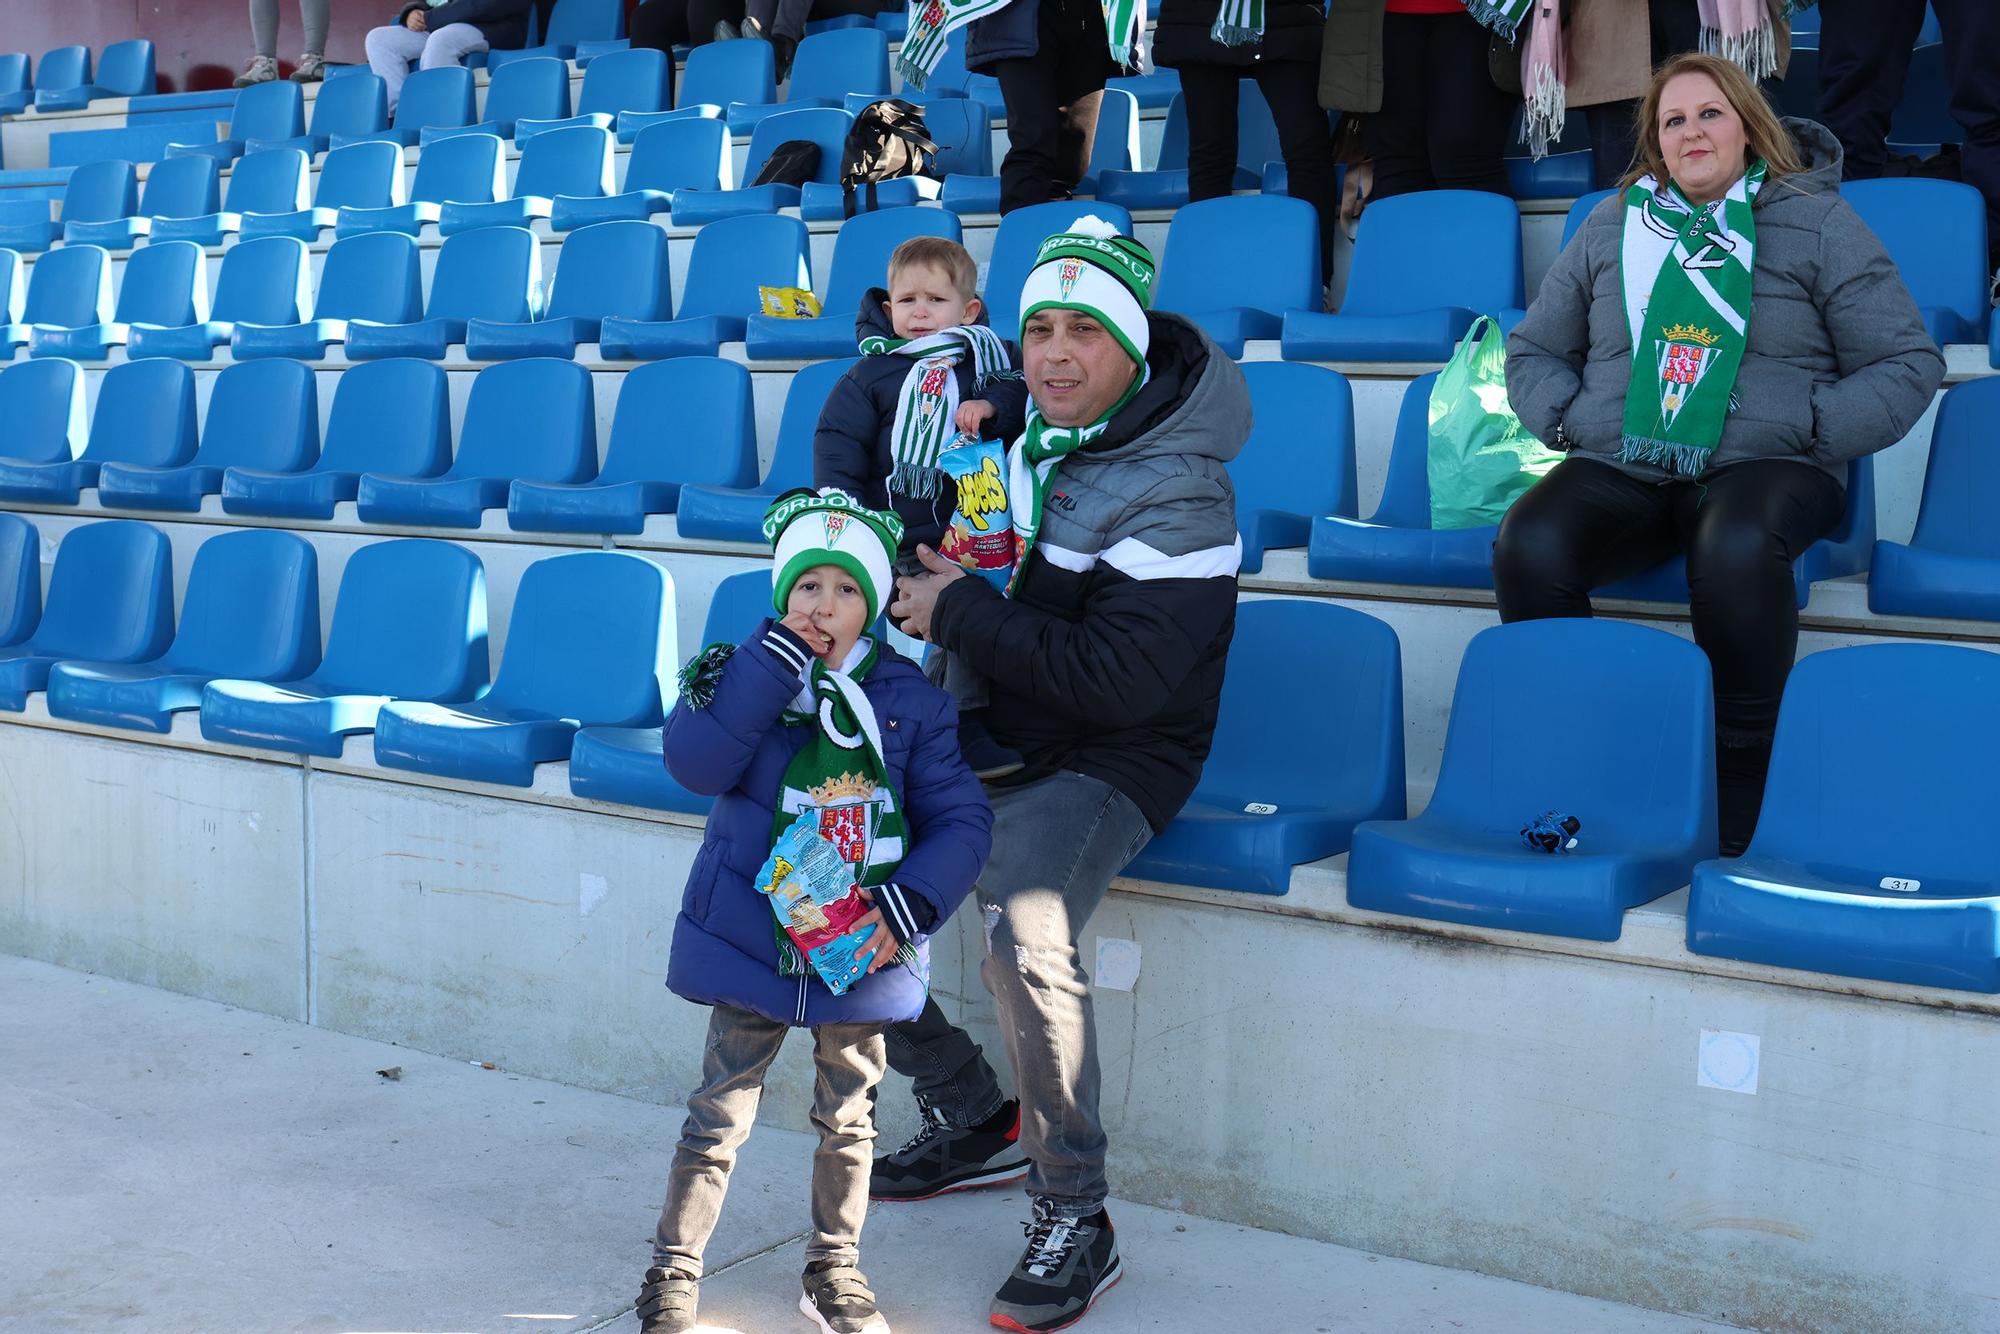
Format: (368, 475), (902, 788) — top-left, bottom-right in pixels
(1427, 316), (1562, 530)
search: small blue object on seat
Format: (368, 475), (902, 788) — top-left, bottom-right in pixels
(424, 56), (569, 143)
(569, 568), (767, 811)
(677, 357), (851, 540)
(65, 154), (219, 250)
(599, 212), (811, 359)
(97, 358), (318, 511)
(374, 549), (674, 786)
(509, 356), (757, 532)
(126, 234), (310, 360)
(1843, 178), (1989, 347)
(0, 359), (86, 466)
(31, 238), (190, 360)
(745, 206), (962, 359)
(1283, 190), (1525, 361)
(356, 357), (594, 527)
(467, 218), (668, 359)
(150, 145), (309, 247)
(0, 520), (174, 711)
(0, 513), (39, 647)
(439, 125), (613, 234)
(981, 200), (1136, 335)
(346, 224), (543, 360)
(250, 71), (386, 156)
(2, 245), (112, 359)
(1347, 618), (1718, 940)
(1307, 373), (1500, 588)
(336, 131), (505, 237)
(222, 358), (449, 519)
(0, 359), (196, 503)
(517, 48), (668, 140)
(1126, 599), (1405, 895)
(201, 538), (489, 757)
(1232, 363), (1357, 573)
(1096, 86), (1268, 210)
(335, 65), (475, 149)
(33, 38), (152, 111)
(661, 39), (775, 127)
(1869, 377), (2000, 620)
(726, 28), (889, 132)
(241, 139), (404, 241)
(670, 106), (853, 224)
(1686, 643), (2000, 992)
(169, 80), (304, 163)
(47, 529), (320, 734)
(231, 229), (423, 360)
(1153, 195), (1320, 356)
(552, 116), (726, 230)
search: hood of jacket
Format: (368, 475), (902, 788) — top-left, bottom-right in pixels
(1763, 117), (1842, 203)
(1082, 311), (1249, 469)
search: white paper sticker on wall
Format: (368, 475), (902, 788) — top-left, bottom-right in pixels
(1696, 1028), (1760, 1095)
(1094, 937), (1141, 991)
(40, 536), (57, 565)
(578, 872), (610, 917)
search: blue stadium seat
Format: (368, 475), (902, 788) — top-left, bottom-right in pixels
(439, 125), (613, 234)
(0, 250), (19, 333)
(745, 206), (962, 359)
(1096, 85), (1271, 210)
(1283, 191), (1526, 361)
(1106, 67), (1180, 111)
(47, 529), (320, 734)
(1153, 195), (1320, 356)
(1307, 373), (1498, 588)
(808, 94), (969, 217)
(676, 358), (850, 540)
(31, 47), (90, 105)
(356, 357), (593, 527)
(125, 234), (309, 360)
(1126, 599), (1405, 895)
(97, 358), (318, 511)
(1501, 105), (1594, 200)
(241, 140), (404, 241)
(1233, 363), (1357, 574)
(168, 80), (304, 163)
(0, 520), (174, 711)
(2, 245), (112, 358)
(0, 53), (30, 117)
(466, 219), (668, 359)
(150, 146), (309, 246)
(250, 71), (387, 156)
(1991, 305), (1999, 370)
(222, 358), (449, 519)
(0, 359), (196, 503)
(33, 38), (152, 111)
(0, 199), (61, 255)
(1870, 378), (2000, 620)
(336, 65), (476, 148)
(981, 200), (1137, 337)
(1687, 643), (2000, 992)
(727, 28), (890, 132)
(1560, 188), (1616, 248)
(645, 40), (773, 129)
(29, 239), (204, 361)
(201, 538), (489, 758)
(65, 154), (219, 250)
(0, 513), (38, 647)
(671, 106), (853, 224)
(373, 550), (673, 786)
(0, 360), (85, 466)
(231, 230), (423, 360)
(509, 356), (757, 532)
(22, 160), (137, 256)
(346, 225), (543, 360)
(573, 38), (632, 65)
(1844, 179), (1989, 347)
(335, 131), (505, 237)
(489, 0), (628, 66)
(550, 116), (725, 230)
(599, 212), (810, 359)
(569, 568), (767, 812)
(516, 48), (668, 139)
(952, 78), (1118, 214)
(424, 56), (569, 143)
(1347, 619), (1718, 940)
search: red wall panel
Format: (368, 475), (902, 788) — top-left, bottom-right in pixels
(0, 0), (380, 93)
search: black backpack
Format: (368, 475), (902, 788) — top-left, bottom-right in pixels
(839, 99), (938, 218)
(750, 139), (822, 189)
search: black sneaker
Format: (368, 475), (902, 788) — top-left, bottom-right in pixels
(870, 1098), (1029, 1202)
(958, 712), (1024, 782)
(989, 1200), (1122, 1332)
(799, 1261), (890, 1334)
(636, 1265), (698, 1334)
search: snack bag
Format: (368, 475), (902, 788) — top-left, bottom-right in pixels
(755, 810), (878, 995)
(758, 286), (823, 319)
(936, 435), (1015, 590)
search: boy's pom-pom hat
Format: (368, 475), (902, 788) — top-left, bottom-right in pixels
(1018, 214), (1157, 366)
(762, 487), (907, 624)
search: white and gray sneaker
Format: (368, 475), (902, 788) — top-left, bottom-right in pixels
(233, 55), (278, 87)
(800, 1261), (891, 1334)
(989, 1199), (1122, 1333)
(290, 53), (326, 83)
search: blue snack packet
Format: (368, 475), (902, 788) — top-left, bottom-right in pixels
(755, 811), (880, 996)
(936, 435), (1015, 590)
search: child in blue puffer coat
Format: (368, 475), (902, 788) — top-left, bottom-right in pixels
(637, 488), (993, 1334)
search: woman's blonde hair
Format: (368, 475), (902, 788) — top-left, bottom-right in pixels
(1621, 51), (1803, 190)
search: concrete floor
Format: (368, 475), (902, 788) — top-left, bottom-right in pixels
(0, 956), (1738, 1334)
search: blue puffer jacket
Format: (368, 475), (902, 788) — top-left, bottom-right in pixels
(663, 621), (993, 1027)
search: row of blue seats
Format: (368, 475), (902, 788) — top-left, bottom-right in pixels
(0, 41), (155, 115)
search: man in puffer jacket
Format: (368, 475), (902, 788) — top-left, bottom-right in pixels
(366, 0), (533, 113)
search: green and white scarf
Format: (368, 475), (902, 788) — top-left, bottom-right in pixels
(1210, 0), (1261, 46)
(1464, 0), (1534, 40)
(857, 325), (1013, 501)
(1618, 160), (1765, 477)
(898, 0), (1146, 91)
(1004, 369), (1148, 596)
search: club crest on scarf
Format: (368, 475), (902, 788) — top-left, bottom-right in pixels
(1657, 323), (1721, 428)
(794, 771), (887, 868)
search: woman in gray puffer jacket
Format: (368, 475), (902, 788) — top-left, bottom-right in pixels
(1496, 52), (1944, 856)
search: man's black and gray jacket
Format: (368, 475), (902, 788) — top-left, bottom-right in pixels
(929, 312), (1248, 834)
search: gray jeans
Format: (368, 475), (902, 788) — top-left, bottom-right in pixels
(364, 22), (489, 113)
(886, 771), (1152, 1212)
(652, 1004), (888, 1275)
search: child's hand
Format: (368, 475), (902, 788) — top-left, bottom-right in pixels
(778, 609), (832, 660)
(405, 6), (428, 30)
(852, 891), (899, 973)
(954, 399), (997, 436)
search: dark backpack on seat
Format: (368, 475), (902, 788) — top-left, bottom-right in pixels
(839, 99), (938, 218)
(751, 139), (822, 188)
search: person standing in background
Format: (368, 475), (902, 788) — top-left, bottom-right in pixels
(969, 0), (1137, 213)
(235, 0), (330, 85)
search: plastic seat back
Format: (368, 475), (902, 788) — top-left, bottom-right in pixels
(766, 358), (854, 487)
(702, 569), (774, 644)
(113, 240), (208, 329)
(0, 512), (38, 647)
(36, 47), (90, 96)
(677, 213), (811, 320)
(679, 40), (774, 109)
(0, 250), (18, 324)
(485, 56), (571, 125)
(223, 147), (310, 216)
(0, 359), (86, 464)
(0, 54), (28, 101)
(393, 65), (476, 133)
(314, 230), (424, 324)
(1088, 88), (1139, 177)
(490, 551), (672, 725)
(543, 0), (628, 46)
(95, 40), (156, 97)
(210, 235), (310, 325)
(30, 520), (174, 662)
(626, 117), (732, 193)
(1152, 94), (1188, 171)
(1235, 362), (1357, 522)
(314, 140), (406, 211)
(786, 29), (890, 104)
(513, 125), (614, 200)
(314, 538), (489, 700)
(82, 359), (198, 468)
(59, 160), (138, 226)
(578, 47), (667, 117)
(1904, 377), (2000, 559)
(819, 206), (961, 316)
(1344, 191), (1524, 316)
(166, 529), (320, 679)
(140, 155), (221, 221)
(546, 220), (670, 322)
(1155, 194), (1320, 319)
(598, 357), (753, 486)
(195, 359), (319, 472)
(1367, 373), (1438, 527)
(1750, 644), (2000, 891)
(448, 358), (594, 482)
(1560, 188), (1617, 248)
(984, 201), (1135, 334)
(21, 242), (113, 329)
(924, 97), (991, 177)
(309, 71), (388, 140)
(410, 131), (506, 205)
(317, 357), (452, 479)
(230, 80), (306, 141)
(1844, 178), (1989, 337)
(741, 107), (852, 187)
(426, 225), (544, 323)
